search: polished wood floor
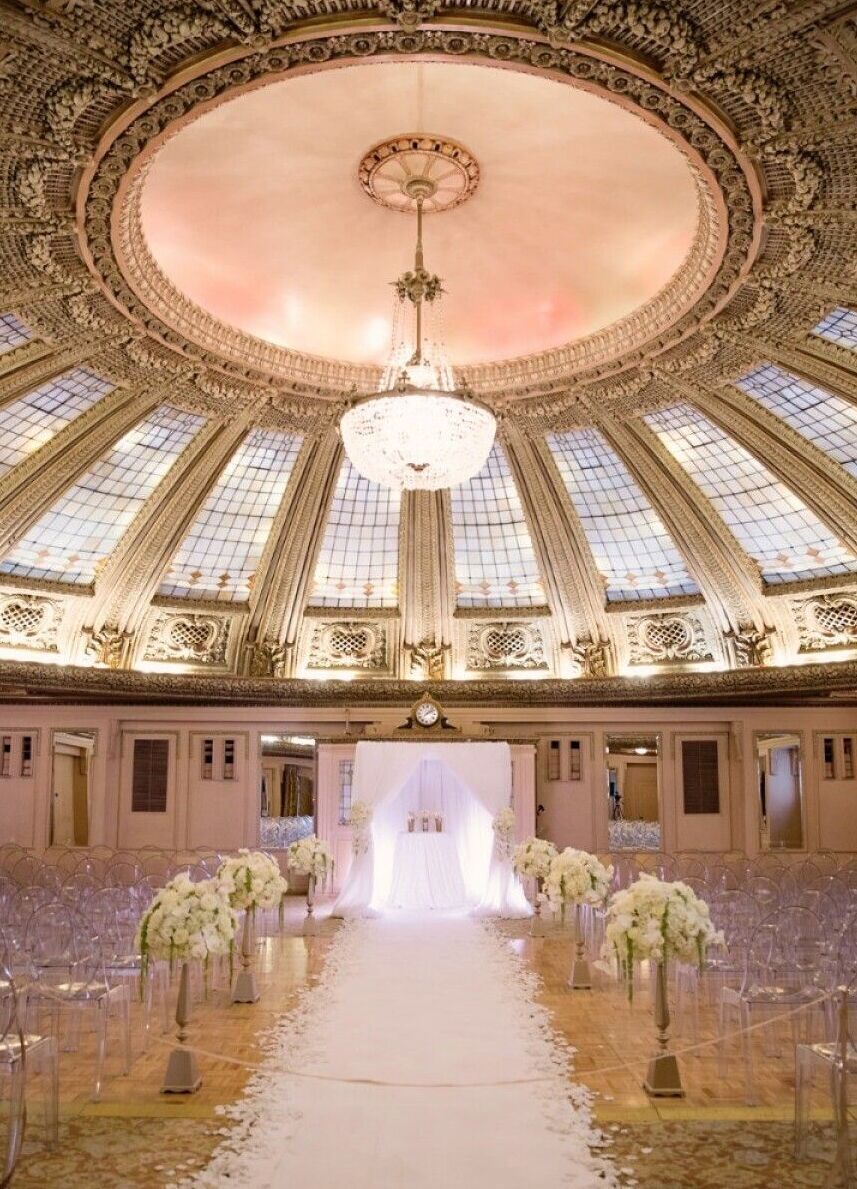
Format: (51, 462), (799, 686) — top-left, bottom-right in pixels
(10, 902), (850, 1187)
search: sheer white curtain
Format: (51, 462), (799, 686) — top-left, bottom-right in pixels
(331, 741), (530, 918)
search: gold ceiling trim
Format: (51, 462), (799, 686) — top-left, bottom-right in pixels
(1, 657), (857, 707)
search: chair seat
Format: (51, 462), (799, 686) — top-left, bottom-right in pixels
(0, 1033), (52, 1061)
(743, 983), (823, 1003)
(802, 1041), (857, 1069)
(105, 956), (142, 972)
(33, 979), (116, 1000)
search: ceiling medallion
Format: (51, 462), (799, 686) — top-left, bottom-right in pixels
(340, 160), (495, 490)
(358, 134), (480, 214)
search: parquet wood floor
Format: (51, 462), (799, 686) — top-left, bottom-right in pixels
(9, 903), (850, 1188)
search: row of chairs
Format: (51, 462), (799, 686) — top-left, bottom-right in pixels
(0, 844), (273, 1181)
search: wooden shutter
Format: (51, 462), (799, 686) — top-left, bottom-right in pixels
(131, 738), (169, 813)
(681, 740), (719, 814)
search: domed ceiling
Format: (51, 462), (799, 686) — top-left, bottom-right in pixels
(1, 0), (857, 705)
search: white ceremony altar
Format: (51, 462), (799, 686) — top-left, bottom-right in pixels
(320, 740), (533, 918)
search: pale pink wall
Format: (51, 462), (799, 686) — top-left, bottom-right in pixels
(0, 703), (855, 855)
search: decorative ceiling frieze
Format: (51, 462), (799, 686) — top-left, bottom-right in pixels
(0, 0), (853, 687)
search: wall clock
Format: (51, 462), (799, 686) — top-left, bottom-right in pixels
(398, 692), (455, 732)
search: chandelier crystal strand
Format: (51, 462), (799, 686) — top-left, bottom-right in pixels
(340, 163), (496, 491)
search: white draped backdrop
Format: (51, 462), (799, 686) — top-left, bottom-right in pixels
(331, 741), (531, 919)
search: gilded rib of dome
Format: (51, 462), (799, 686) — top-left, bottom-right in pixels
(0, 0), (856, 703)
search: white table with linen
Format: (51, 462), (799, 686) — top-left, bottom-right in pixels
(388, 831), (468, 910)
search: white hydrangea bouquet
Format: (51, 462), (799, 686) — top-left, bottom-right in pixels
(216, 848), (288, 913)
(348, 800), (373, 855)
(492, 806), (517, 858)
(512, 836), (557, 881)
(286, 834), (333, 881)
(542, 848), (613, 914)
(136, 873), (239, 980)
(601, 874), (723, 998)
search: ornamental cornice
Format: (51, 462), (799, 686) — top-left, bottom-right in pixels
(3, 656), (857, 707)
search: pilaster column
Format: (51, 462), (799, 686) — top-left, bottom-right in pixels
(0, 383), (161, 553)
(72, 409), (259, 664)
(239, 426), (343, 677)
(501, 419), (615, 675)
(398, 488), (455, 680)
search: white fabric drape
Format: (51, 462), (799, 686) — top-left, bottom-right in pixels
(331, 741), (530, 918)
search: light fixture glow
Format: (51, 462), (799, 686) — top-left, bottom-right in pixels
(339, 169), (495, 491)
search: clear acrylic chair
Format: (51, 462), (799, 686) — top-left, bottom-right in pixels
(88, 888), (169, 1043)
(720, 906), (827, 1105)
(0, 952), (59, 1176)
(24, 903), (131, 1100)
(794, 935), (857, 1163)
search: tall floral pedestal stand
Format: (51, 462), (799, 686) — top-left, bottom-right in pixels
(303, 875), (317, 936)
(232, 910), (260, 1004)
(643, 960), (684, 1097)
(568, 903), (592, 990)
(162, 962), (202, 1094)
(530, 879), (545, 937)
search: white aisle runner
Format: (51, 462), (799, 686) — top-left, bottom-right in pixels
(191, 916), (618, 1189)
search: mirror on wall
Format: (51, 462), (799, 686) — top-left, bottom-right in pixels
(605, 733), (661, 850)
(756, 732), (804, 850)
(259, 733), (316, 850)
(50, 729), (96, 847)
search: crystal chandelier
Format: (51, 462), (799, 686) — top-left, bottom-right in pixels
(340, 174), (496, 491)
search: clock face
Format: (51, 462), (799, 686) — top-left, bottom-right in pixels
(415, 700), (440, 727)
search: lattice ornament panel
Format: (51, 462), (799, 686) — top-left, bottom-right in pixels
(793, 594), (857, 653)
(306, 621), (389, 671)
(465, 621), (548, 671)
(143, 612), (231, 666)
(625, 611), (714, 666)
(0, 593), (61, 651)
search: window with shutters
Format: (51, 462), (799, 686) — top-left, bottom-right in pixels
(131, 738), (169, 812)
(681, 740), (720, 814)
(201, 738), (213, 780)
(569, 740), (582, 781)
(20, 735), (32, 777)
(223, 738), (236, 781)
(1, 736), (10, 777)
(547, 740), (560, 780)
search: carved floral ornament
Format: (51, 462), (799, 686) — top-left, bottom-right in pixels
(0, 0), (855, 692)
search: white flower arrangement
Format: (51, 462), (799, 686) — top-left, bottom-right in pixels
(136, 873), (239, 977)
(600, 874), (723, 997)
(216, 849), (289, 912)
(348, 800), (373, 855)
(286, 833), (333, 880)
(492, 807), (517, 858)
(542, 848), (613, 914)
(512, 836), (558, 882)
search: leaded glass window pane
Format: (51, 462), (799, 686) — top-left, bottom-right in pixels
(736, 363), (857, 478)
(450, 444), (545, 607)
(645, 403), (857, 584)
(0, 406), (205, 584)
(0, 313), (31, 354)
(0, 368), (114, 477)
(812, 307), (857, 349)
(309, 459), (400, 608)
(159, 427), (303, 602)
(547, 427), (698, 601)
